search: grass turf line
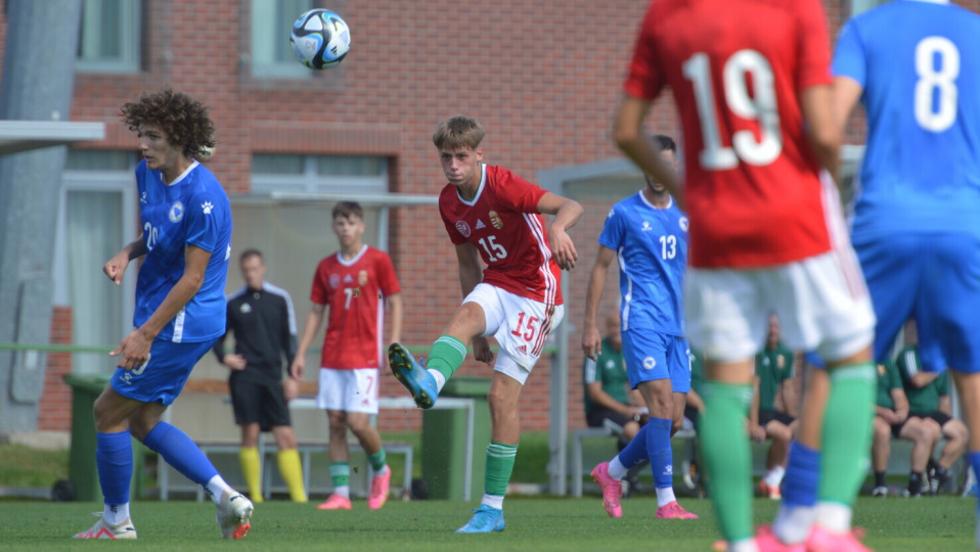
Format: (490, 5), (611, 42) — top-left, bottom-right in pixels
(0, 497), (971, 551)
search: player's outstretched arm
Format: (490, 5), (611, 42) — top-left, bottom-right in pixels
(582, 246), (616, 360)
(613, 95), (680, 203)
(291, 303), (325, 379)
(102, 234), (148, 285)
(536, 192), (582, 270)
(800, 84), (842, 179)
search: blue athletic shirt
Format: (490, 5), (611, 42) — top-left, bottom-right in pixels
(832, 0), (980, 240)
(134, 160), (232, 343)
(598, 191), (688, 336)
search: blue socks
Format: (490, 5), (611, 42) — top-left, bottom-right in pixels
(647, 417), (674, 489)
(617, 421), (652, 469)
(971, 452), (980, 512)
(96, 431), (133, 506)
(142, 422), (218, 486)
(782, 441), (820, 508)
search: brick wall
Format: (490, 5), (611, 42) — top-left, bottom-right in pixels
(2, 0), (977, 433)
(36, 307), (73, 431)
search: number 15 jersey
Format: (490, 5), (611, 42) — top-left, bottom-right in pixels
(625, 0), (835, 269)
(439, 164), (563, 306)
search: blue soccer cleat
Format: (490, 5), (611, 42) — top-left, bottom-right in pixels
(388, 342), (438, 409)
(456, 504), (505, 534)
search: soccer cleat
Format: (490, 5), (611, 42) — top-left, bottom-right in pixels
(758, 480), (782, 500)
(388, 343), (438, 409)
(215, 491), (253, 540)
(316, 493), (353, 510)
(753, 525), (805, 552)
(73, 514), (137, 540)
(368, 469), (391, 510)
(805, 526), (871, 552)
(871, 485), (888, 497)
(655, 501), (699, 520)
(456, 504), (506, 533)
(590, 461), (623, 518)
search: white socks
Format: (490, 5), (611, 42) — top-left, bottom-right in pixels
(428, 369), (447, 393)
(481, 493), (504, 510)
(728, 538), (759, 552)
(655, 486), (676, 508)
(206, 475), (237, 505)
(764, 465), (786, 487)
(773, 504), (816, 544)
(607, 456), (628, 480)
(814, 502), (852, 533)
(334, 485), (351, 499)
(103, 502), (130, 525)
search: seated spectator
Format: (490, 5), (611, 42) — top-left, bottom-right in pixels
(870, 358), (938, 497)
(896, 344), (968, 495)
(750, 316), (797, 500)
(583, 312), (646, 445)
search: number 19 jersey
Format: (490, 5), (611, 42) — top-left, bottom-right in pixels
(833, 1), (980, 240)
(625, 0), (835, 269)
(439, 164), (563, 306)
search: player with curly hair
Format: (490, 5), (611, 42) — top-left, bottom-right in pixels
(73, 89), (252, 541)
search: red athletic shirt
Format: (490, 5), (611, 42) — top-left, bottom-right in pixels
(309, 246), (400, 369)
(624, 0), (834, 268)
(439, 164), (563, 305)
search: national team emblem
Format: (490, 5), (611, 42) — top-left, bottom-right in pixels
(358, 270), (368, 286)
(641, 221), (652, 232)
(455, 220), (471, 238)
(168, 201), (185, 223)
(643, 356), (656, 370)
(475, 219), (486, 230)
(679, 216), (689, 232)
(489, 211), (503, 229)
(240, 303), (252, 314)
(329, 274), (341, 288)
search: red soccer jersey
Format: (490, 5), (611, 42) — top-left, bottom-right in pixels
(439, 164), (563, 306)
(624, 0), (834, 268)
(310, 246), (400, 369)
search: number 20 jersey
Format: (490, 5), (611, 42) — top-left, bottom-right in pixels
(625, 0), (835, 269)
(438, 164), (563, 306)
(833, 1), (980, 241)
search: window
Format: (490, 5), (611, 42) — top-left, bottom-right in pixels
(252, 154), (388, 194)
(850, 0), (886, 16)
(76, 0), (141, 73)
(250, 0), (314, 78)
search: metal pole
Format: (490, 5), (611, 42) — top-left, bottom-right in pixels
(0, 0), (83, 434)
(548, 270), (571, 495)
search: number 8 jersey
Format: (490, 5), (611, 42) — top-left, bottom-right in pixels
(625, 0), (835, 269)
(438, 164), (563, 306)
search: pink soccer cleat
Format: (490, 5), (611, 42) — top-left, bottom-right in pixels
(805, 525), (871, 552)
(316, 493), (352, 511)
(590, 462), (623, 518)
(655, 500), (699, 520)
(754, 525), (805, 552)
(368, 469), (391, 510)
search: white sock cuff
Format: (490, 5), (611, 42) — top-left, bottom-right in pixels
(481, 493), (504, 510)
(607, 456), (628, 480)
(428, 369), (447, 393)
(815, 502), (852, 533)
(205, 475), (236, 504)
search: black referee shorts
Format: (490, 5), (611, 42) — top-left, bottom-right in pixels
(759, 409), (795, 427)
(911, 410), (953, 428)
(229, 376), (292, 431)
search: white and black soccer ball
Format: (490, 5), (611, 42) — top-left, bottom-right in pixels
(289, 9), (351, 69)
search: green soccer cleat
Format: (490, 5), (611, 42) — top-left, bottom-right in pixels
(388, 343), (438, 409)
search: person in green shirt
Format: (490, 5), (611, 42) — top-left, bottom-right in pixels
(749, 317), (799, 500)
(583, 312), (645, 444)
(896, 345), (968, 495)
(870, 358), (938, 497)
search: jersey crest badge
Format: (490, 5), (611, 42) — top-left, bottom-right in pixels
(679, 216), (689, 232)
(489, 211), (504, 229)
(168, 201), (185, 223)
(358, 270), (368, 286)
(643, 356), (657, 370)
(329, 274), (341, 288)
(475, 219), (486, 230)
(455, 220), (472, 238)
(240, 303), (252, 314)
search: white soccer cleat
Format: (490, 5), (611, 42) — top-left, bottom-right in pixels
(73, 514), (138, 540)
(215, 491), (253, 539)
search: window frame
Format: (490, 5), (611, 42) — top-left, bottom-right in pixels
(249, 0), (315, 79)
(75, 0), (142, 74)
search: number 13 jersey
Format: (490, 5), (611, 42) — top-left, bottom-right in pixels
(438, 164), (563, 306)
(625, 0), (836, 269)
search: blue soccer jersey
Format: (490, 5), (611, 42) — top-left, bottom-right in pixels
(599, 191), (688, 336)
(833, 0), (980, 240)
(134, 160), (232, 343)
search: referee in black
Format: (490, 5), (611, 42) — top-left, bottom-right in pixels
(213, 249), (307, 503)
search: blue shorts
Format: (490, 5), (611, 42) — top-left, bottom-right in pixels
(621, 330), (691, 393)
(110, 338), (216, 405)
(855, 231), (980, 374)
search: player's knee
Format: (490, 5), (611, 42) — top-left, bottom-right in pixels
(873, 418), (889, 439)
(327, 411), (347, 428)
(128, 414), (157, 441)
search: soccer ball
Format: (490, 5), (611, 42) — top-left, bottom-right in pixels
(289, 9), (351, 69)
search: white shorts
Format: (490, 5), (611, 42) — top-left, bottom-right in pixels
(684, 250), (875, 364)
(316, 367), (380, 414)
(464, 283), (565, 385)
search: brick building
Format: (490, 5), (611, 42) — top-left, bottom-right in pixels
(0, 0), (976, 435)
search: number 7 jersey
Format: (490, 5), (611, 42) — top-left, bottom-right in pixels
(438, 164), (563, 306)
(625, 0), (836, 269)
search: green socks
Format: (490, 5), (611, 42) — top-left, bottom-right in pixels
(329, 462), (350, 496)
(483, 441), (518, 506)
(368, 449), (387, 472)
(819, 362), (875, 505)
(427, 335), (467, 382)
(699, 381), (754, 543)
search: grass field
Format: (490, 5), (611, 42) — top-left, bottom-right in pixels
(0, 497), (972, 551)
